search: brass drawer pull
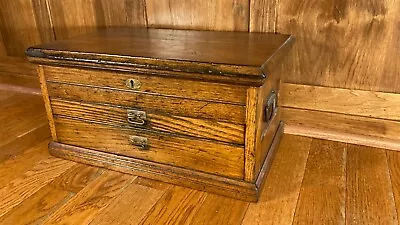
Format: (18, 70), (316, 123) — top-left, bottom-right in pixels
(265, 91), (278, 123)
(127, 109), (147, 125)
(129, 136), (149, 150)
(126, 79), (141, 90)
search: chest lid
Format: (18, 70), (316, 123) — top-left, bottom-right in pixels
(26, 28), (294, 86)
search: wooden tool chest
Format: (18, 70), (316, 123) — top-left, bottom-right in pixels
(26, 28), (294, 202)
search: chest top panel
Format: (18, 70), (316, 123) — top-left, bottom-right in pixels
(26, 28), (294, 86)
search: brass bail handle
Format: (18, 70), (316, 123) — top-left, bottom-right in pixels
(127, 109), (147, 125)
(265, 90), (278, 123)
(129, 136), (149, 150)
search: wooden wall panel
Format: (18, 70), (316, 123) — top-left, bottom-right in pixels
(47, 0), (147, 40)
(0, 30), (6, 56)
(146, 0), (249, 31)
(0, 0), (55, 56)
(250, 0), (400, 93)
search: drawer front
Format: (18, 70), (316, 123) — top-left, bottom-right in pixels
(54, 117), (245, 179)
(43, 66), (247, 105)
(51, 99), (245, 144)
(47, 82), (246, 124)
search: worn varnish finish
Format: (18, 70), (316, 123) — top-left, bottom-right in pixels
(26, 28), (294, 201)
(54, 117), (245, 179)
(3, 91), (400, 224)
(51, 99), (245, 144)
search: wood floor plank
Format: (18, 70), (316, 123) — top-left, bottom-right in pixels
(49, 163), (102, 193)
(0, 123), (50, 163)
(242, 135), (312, 225)
(0, 164), (101, 224)
(0, 184), (71, 225)
(347, 145), (398, 225)
(387, 151), (400, 223)
(138, 186), (207, 225)
(0, 91), (48, 162)
(42, 170), (135, 225)
(89, 179), (170, 225)
(189, 194), (249, 225)
(0, 139), (51, 189)
(0, 157), (75, 217)
(292, 139), (346, 225)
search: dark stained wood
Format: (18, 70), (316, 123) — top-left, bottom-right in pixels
(43, 66), (248, 104)
(47, 83), (246, 124)
(254, 68), (281, 178)
(26, 28), (293, 84)
(27, 28), (290, 202)
(49, 142), (257, 201)
(0, 30), (6, 56)
(146, 0), (249, 31)
(292, 139), (346, 225)
(54, 117), (245, 179)
(346, 145), (398, 225)
(51, 99), (245, 144)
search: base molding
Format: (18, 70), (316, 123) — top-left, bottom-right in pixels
(48, 123), (283, 202)
(281, 83), (400, 151)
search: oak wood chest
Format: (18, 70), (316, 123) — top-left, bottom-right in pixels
(26, 28), (294, 202)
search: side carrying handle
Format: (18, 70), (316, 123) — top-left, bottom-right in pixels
(265, 90), (278, 123)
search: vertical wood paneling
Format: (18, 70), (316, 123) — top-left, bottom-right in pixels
(0, 30), (7, 56)
(250, 0), (400, 93)
(146, 0), (249, 31)
(97, 0), (147, 27)
(0, 0), (55, 56)
(47, 0), (147, 40)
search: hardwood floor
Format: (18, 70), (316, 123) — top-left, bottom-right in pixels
(1, 90), (400, 225)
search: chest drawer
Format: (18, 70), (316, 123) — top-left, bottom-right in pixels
(47, 82), (246, 124)
(54, 117), (244, 179)
(43, 66), (248, 105)
(51, 99), (245, 144)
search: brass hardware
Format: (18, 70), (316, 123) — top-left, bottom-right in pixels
(126, 79), (141, 90)
(129, 136), (149, 150)
(127, 109), (147, 125)
(265, 91), (278, 123)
